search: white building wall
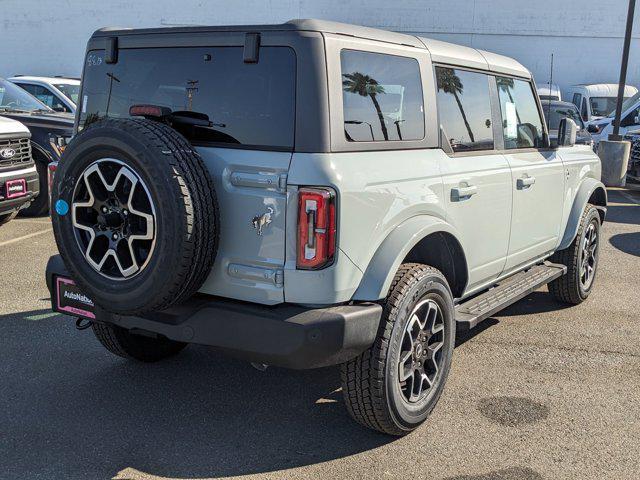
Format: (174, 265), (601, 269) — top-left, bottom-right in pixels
(1, 0), (638, 92)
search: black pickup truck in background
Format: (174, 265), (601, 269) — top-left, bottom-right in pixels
(0, 77), (73, 216)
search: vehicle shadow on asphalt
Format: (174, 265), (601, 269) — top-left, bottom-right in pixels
(0, 309), (393, 479)
(609, 232), (640, 257)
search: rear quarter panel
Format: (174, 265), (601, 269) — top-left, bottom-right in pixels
(285, 150), (445, 304)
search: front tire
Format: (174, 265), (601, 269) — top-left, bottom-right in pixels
(341, 263), (455, 436)
(92, 322), (187, 362)
(0, 212), (17, 226)
(19, 159), (49, 217)
(548, 203), (601, 304)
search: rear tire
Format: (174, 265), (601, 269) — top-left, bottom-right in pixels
(341, 263), (455, 436)
(548, 204), (601, 304)
(92, 322), (187, 362)
(0, 212), (17, 226)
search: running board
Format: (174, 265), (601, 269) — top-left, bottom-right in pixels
(455, 262), (567, 329)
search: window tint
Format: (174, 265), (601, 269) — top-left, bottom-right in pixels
(341, 50), (424, 142)
(18, 84), (68, 112)
(80, 47), (296, 150)
(435, 67), (494, 152)
(496, 77), (545, 149)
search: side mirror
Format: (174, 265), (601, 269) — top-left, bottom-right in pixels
(558, 118), (577, 147)
(587, 123), (600, 134)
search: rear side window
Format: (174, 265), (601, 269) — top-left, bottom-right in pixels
(435, 67), (494, 152)
(80, 47), (296, 150)
(496, 77), (544, 149)
(341, 50), (424, 142)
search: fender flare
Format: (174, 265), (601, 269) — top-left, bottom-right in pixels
(558, 178), (607, 250)
(353, 215), (467, 301)
(30, 141), (54, 164)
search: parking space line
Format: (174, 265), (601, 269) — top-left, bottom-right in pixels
(619, 189), (640, 205)
(0, 228), (52, 248)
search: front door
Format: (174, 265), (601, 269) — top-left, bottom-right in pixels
(435, 67), (512, 290)
(495, 76), (565, 272)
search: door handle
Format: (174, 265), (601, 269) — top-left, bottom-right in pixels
(517, 176), (536, 189)
(451, 185), (478, 201)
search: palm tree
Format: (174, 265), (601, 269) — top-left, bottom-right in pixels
(436, 68), (474, 143)
(342, 72), (389, 140)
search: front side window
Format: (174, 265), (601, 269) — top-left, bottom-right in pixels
(80, 47), (296, 150)
(572, 93), (582, 108)
(496, 77), (545, 149)
(341, 50), (424, 142)
(21, 84), (69, 112)
(436, 67), (494, 152)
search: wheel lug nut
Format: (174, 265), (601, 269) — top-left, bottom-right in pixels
(112, 233), (118, 240)
(102, 206), (107, 213)
(123, 209), (128, 215)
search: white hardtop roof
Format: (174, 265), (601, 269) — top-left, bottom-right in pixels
(417, 37), (530, 79)
(95, 19), (531, 80)
(8, 76), (80, 85)
(291, 20), (530, 77)
(569, 83), (638, 96)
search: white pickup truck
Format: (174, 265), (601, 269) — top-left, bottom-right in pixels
(0, 116), (39, 225)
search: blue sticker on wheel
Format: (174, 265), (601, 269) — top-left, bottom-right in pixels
(55, 199), (69, 216)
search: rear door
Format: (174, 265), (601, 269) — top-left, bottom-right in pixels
(78, 43), (297, 304)
(436, 66), (512, 290)
(495, 76), (565, 272)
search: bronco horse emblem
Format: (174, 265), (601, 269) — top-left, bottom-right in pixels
(251, 207), (274, 236)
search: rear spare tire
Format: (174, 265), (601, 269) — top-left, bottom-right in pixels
(51, 118), (218, 315)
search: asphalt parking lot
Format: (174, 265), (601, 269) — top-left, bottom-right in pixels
(0, 187), (639, 480)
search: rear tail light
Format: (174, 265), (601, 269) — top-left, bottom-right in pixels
(297, 187), (336, 270)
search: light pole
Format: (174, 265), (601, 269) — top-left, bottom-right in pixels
(599, 0), (636, 187)
(611, 0), (636, 141)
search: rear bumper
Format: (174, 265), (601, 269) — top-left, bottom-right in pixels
(0, 165), (39, 216)
(46, 255), (382, 369)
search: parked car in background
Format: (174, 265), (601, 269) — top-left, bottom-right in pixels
(0, 78), (73, 215)
(537, 83), (561, 101)
(623, 129), (640, 182)
(566, 83), (638, 123)
(542, 100), (592, 147)
(9, 76), (80, 114)
(587, 91), (640, 146)
(0, 116), (39, 225)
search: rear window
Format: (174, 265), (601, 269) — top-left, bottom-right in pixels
(79, 46), (296, 150)
(341, 50), (424, 142)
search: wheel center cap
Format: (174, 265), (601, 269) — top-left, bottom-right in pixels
(99, 211), (124, 229)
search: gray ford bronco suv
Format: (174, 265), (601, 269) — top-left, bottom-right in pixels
(46, 20), (607, 435)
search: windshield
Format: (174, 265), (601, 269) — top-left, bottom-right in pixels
(546, 104), (584, 130)
(0, 78), (51, 112)
(612, 91), (640, 117)
(54, 83), (80, 105)
(590, 96), (629, 117)
(80, 46), (296, 150)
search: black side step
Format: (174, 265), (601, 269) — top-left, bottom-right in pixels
(455, 262), (567, 329)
